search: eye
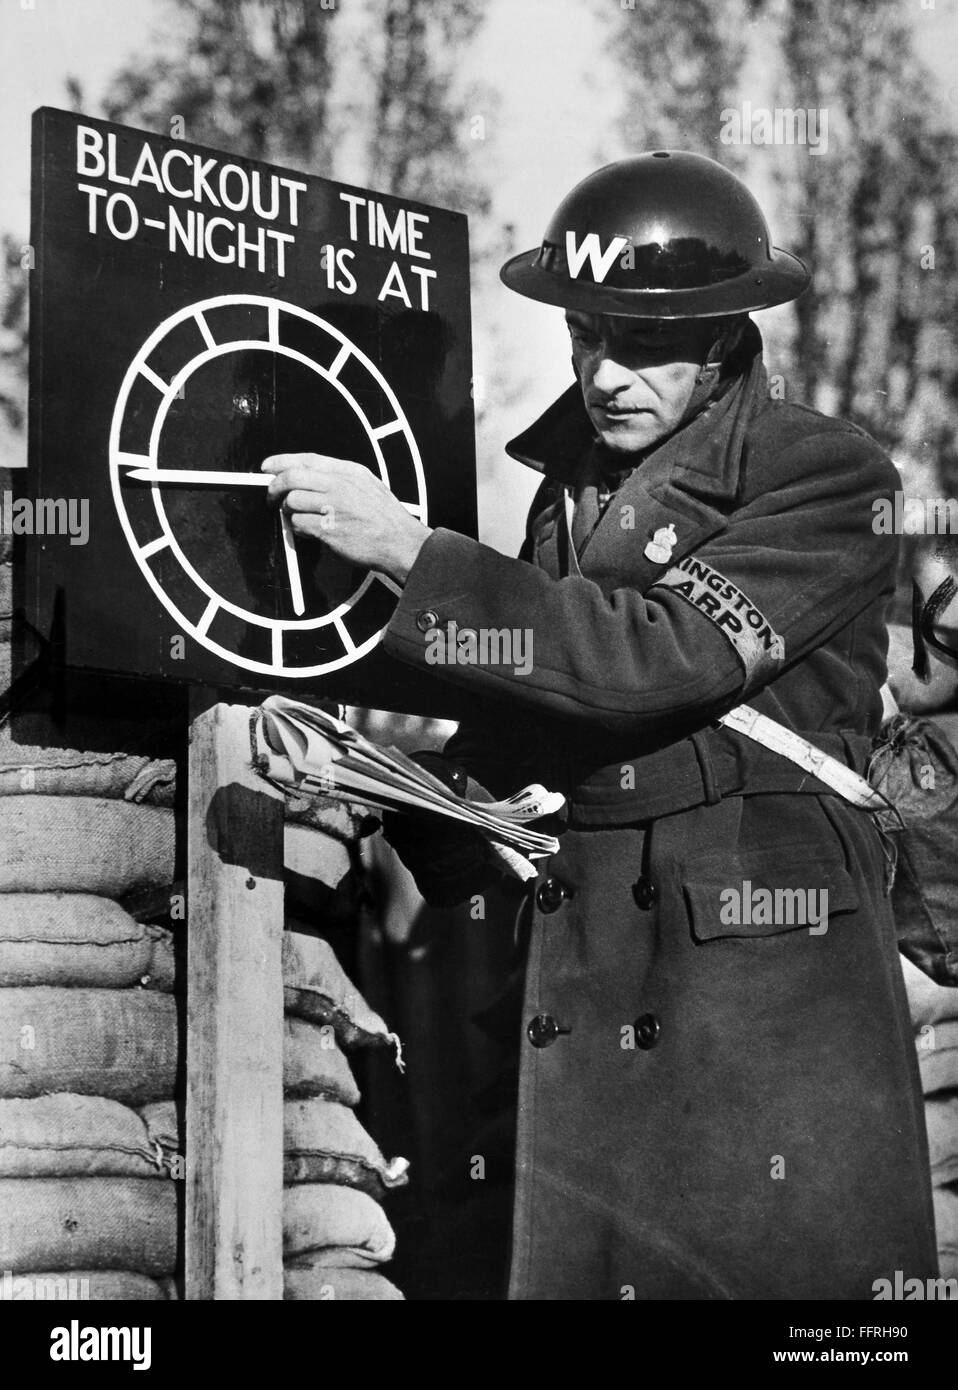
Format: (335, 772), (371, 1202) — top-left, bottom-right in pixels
(627, 336), (671, 356)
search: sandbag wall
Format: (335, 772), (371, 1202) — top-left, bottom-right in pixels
(0, 549), (407, 1300)
(0, 836), (409, 1300)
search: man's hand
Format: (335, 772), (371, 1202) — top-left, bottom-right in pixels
(381, 752), (500, 908)
(262, 453), (432, 586)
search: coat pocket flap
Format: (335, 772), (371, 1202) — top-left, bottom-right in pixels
(684, 854), (859, 942)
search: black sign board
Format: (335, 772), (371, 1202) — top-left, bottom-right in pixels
(23, 108), (477, 712)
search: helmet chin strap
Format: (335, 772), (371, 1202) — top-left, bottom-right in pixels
(696, 314), (748, 383)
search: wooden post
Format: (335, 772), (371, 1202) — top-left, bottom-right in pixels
(186, 702), (286, 1299)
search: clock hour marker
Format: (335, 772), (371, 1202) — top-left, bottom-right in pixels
(139, 535), (170, 560)
(196, 597), (219, 637)
(139, 363), (168, 394)
(372, 419), (404, 440)
(375, 573), (402, 597)
(272, 627), (284, 667)
(194, 309), (216, 350)
(334, 615), (356, 654)
(326, 344), (351, 380)
(268, 302), (279, 345)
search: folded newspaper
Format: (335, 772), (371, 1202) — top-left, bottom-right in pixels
(256, 696), (564, 882)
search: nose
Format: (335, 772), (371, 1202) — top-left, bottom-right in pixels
(591, 351), (635, 397)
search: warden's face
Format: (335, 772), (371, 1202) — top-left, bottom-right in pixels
(567, 311), (714, 454)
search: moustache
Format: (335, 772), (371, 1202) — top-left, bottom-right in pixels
(588, 396), (654, 413)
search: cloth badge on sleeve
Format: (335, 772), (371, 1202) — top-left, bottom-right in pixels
(651, 555), (785, 676)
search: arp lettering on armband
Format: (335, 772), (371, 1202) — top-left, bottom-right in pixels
(651, 556), (785, 676)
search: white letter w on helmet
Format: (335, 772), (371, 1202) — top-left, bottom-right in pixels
(565, 231), (631, 282)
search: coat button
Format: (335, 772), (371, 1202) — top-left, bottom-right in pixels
(632, 875), (658, 910)
(633, 1012), (661, 1050)
(446, 764), (467, 795)
(527, 1014), (571, 1048)
(535, 876), (571, 914)
(415, 609), (439, 632)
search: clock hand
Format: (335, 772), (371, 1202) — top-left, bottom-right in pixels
(122, 466), (275, 486)
(121, 466), (421, 516)
(280, 510), (306, 616)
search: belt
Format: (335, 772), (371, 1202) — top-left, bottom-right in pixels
(542, 722), (876, 826)
(719, 704), (897, 822)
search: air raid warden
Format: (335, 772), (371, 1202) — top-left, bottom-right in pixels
(266, 152), (939, 1299)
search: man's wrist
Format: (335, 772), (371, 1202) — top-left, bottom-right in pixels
(384, 520), (433, 586)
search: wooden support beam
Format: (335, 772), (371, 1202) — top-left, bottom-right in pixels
(186, 702), (285, 1299)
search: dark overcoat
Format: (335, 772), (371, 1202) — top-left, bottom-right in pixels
(382, 328), (939, 1300)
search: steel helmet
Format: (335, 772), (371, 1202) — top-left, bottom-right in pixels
(500, 151), (809, 319)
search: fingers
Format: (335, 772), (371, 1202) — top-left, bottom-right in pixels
(261, 454), (374, 506)
(283, 486), (335, 515)
(263, 456), (327, 504)
(261, 452), (343, 474)
(286, 510), (335, 540)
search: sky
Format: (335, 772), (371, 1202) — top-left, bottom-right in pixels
(2, 0), (957, 550)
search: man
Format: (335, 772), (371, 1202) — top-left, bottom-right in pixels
(265, 152), (938, 1300)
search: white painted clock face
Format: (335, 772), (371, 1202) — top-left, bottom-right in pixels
(108, 293), (428, 678)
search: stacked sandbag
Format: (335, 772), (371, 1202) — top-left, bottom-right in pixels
(282, 925), (403, 1060)
(900, 954), (958, 1278)
(0, 895), (175, 992)
(0, 797), (175, 896)
(282, 921), (407, 1299)
(241, 920), (411, 1300)
(0, 675), (182, 1299)
(0, 742), (176, 805)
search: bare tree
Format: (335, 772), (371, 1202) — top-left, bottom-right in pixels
(363, 0), (490, 215)
(0, 236), (29, 442)
(100, 0), (490, 211)
(2, 0), (494, 459)
(608, 0), (958, 495)
(101, 0), (338, 171)
(609, 0), (750, 157)
(777, 0), (958, 487)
